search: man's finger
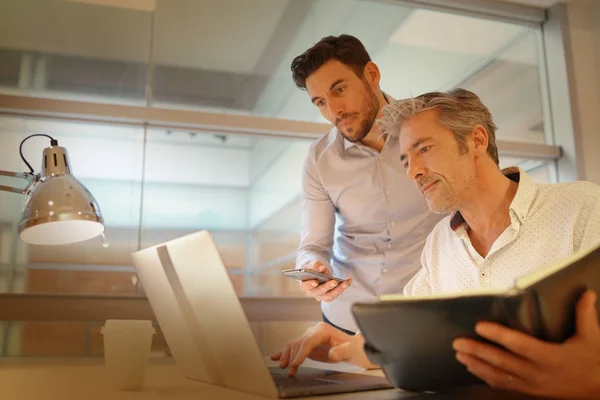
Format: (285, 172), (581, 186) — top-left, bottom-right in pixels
(321, 281), (351, 303)
(289, 329), (331, 375)
(305, 261), (326, 273)
(455, 352), (530, 393)
(299, 279), (319, 292)
(452, 338), (537, 381)
(305, 280), (340, 297)
(270, 351), (282, 361)
(289, 338), (320, 375)
(474, 322), (553, 363)
(287, 339), (305, 375)
(278, 343), (293, 369)
(575, 290), (600, 338)
(328, 341), (353, 362)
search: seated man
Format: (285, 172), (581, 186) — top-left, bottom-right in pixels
(272, 89), (600, 399)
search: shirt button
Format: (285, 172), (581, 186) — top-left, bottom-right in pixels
(382, 268), (388, 274)
(385, 190), (390, 195)
(390, 221), (395, 226)
(387, 244), (392, 249)
(380, 156), (384, 160)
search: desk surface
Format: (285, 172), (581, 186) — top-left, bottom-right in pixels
(0, 357), (549, 400)
(0, 357), (407, 400)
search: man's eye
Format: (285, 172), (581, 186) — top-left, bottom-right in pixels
(316, 100), (325, 107)
(402, 162), (409, 169)
(335, 86), (344, 94)
(419, 146), (430, 154)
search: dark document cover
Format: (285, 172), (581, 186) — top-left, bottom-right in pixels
(351, 242), (600, 392)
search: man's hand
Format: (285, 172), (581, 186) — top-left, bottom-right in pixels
(298, 261), (352, 303)
(270, 322), (377, 376)
(453, 290), (600, 399)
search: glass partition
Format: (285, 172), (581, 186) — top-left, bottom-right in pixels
(0, 115), (315, 297)
(137, 128), (311, 296)
(0, 0), (151, 104)
(0, 0), (548, 143)
(0, 115), (145, 295)
(148, 1), (548, 144)
(0, 0), (561, 357)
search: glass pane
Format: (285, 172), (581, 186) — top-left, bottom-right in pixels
(0, 0), (549, 145)
(149, 0), (547, 145)
(0, 0), (560, 358)
(0, 319), (319, 357)
(0, 115), (145, 294)
(0, 320), (170, 357)
(499, 156), (553, 184)
(0, 0), (152, 104)
(459, 30), (545, 144)
(138, 128), (312, 296)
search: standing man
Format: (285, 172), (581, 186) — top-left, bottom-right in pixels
(291, 34), (443, 333)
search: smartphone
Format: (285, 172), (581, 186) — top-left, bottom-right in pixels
(281, 268), (349, 286)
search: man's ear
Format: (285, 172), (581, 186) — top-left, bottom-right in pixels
(471, 125), (489, 158)
(363, 62), (381, 88)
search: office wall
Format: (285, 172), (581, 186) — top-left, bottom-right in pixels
(564, 1), (600, 184)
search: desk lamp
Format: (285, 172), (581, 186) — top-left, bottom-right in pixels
(0, 134), (104, 245)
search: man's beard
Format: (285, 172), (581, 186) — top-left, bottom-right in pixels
(427, 187), (460, 214)
(423, 167), (475, 214)
(337, 83), (380, 143)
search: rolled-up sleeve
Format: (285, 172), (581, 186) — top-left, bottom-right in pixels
(296, 150), (335, 269)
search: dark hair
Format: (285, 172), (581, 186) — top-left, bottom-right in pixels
(291, 34), (372, 90)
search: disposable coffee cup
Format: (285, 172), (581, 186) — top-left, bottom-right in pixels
(101, 319), (155, 390)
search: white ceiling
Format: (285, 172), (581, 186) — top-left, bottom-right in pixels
(151, 0), (290, 72)
(0, 0), (564, 70)
(0, 0), (290, 72)
(390, 10), (526, 56)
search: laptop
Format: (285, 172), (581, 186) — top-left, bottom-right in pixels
(131, 230), (393, 398)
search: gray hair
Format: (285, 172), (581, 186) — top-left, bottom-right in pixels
(378, 88), (499, 165)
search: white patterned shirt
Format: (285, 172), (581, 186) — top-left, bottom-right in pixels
(404, 168), (600, 296)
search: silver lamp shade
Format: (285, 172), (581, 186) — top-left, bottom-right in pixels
(17, 144), (104, 245)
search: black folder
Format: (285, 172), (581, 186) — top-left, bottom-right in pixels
(351, 242), (600, 392)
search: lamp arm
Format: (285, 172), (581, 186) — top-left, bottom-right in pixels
(0, 170), (40, 195)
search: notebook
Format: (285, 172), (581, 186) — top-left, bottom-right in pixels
(351, 242), (600, 392)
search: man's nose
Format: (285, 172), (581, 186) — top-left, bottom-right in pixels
(406, 157), (426, 181)
(327, 98), (345, 119)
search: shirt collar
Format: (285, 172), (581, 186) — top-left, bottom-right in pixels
(450, 166), (537, 231)
(343, 92), (395, 151)
(343, 134), (356, 151)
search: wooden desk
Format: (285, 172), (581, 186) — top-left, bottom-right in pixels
(0, 357), (409, 400)
(0, 357), (550, 400)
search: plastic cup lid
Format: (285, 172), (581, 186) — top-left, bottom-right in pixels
(101, 319), (155, 333)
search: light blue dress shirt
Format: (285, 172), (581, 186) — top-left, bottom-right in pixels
(296, 126), (445, 331)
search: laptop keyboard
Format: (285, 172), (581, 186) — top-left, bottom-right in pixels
(269, 367), (343, 389)
(272, 374), (340, 389)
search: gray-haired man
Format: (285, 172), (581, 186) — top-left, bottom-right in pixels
(273, 89), (600, 399)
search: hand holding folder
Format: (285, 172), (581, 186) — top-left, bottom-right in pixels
(452, 289), (600, 398)
(351, 242), (600, 392)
